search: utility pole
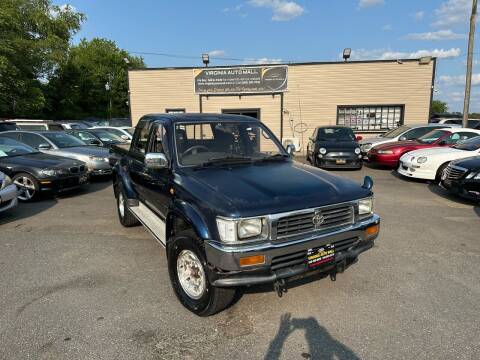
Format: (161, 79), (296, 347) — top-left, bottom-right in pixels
(463, 0), (477, 128)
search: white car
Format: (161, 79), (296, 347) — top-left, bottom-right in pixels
(398, 134), (480, 181)
(359, 123), (458, 157)
(89, 126), (134, 142)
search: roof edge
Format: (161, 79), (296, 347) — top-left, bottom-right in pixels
(129, 58), (435, 72)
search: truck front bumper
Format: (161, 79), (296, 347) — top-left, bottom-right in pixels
(205, 214), (380, 287)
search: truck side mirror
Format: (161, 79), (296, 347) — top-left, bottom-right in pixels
(286, 144), (296, 155)
(38, 143), (51, 150)
(362, 176), (373, 190)
(145, 153), (168, 169)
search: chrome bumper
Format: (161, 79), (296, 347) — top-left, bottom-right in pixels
(205, 214), (380, 272)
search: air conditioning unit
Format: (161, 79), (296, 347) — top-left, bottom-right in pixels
(282, 137), (301, 152)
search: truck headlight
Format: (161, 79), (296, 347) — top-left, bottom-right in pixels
(358, 197), (374, 216)
(417, 157), (427, 164)
(354, 148), (361, 155)
(216, 217), (268, 243)
(378, 150), (393, 154)
(319, 148), (327, 155)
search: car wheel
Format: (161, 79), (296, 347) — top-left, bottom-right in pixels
(12, 173), (39, 202)
(116, 186), (140, 227)
(168, 230), (236, 316)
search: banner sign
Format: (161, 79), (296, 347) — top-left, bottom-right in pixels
(194, 65), (288, 94)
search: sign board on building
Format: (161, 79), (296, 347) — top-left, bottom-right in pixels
(194, 65), (288, 94)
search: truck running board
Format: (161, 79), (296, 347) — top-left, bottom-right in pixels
(129, 202), (166, 246)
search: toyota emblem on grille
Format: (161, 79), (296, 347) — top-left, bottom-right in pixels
(312, 210), (325, 228)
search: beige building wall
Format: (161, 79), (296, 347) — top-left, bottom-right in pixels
(129, 60), (434, 145)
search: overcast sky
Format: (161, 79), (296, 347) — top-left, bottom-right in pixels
(55, 0), (479, 113)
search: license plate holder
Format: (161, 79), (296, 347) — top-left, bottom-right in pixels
(307, 244), (335, 269)
(336, 159), (347, 165)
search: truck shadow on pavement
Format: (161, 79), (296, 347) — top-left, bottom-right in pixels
(265, 313), (359, 360)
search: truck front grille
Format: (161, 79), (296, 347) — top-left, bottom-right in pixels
(271, 237), (359, 271)
(275, 203), (354, 240)
(443, 164), (467, 180)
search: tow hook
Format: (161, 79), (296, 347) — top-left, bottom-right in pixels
(273, 278), (288, 297)
(330, 260), (347, 282)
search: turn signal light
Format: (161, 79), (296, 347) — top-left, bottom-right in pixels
(365, 224), (379, 239)
(239, 255), (265, 267)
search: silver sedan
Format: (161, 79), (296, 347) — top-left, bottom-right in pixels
(0, 131), (111, 175)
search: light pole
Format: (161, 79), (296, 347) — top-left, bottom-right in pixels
(105, 74), (113, 120)
(343, 48), (351, 62)
(463, 0), (477, 128)
(202, 53), (210, 67)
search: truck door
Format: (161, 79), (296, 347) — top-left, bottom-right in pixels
(140, 123), (171, 218)
(127, 120), (153, 201)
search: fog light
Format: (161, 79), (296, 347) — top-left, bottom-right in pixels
(239, 255), (265, 267)
(365, 224), (379, 239)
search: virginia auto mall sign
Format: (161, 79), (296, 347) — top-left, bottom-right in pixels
(194, 65), (288, 94)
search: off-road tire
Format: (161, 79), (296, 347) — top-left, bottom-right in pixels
(167, 230), (236, 316)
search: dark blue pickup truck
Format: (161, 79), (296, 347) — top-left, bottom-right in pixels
(111, 113), (380, 316)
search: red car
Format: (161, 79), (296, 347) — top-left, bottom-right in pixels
(367, 128), (478, 168)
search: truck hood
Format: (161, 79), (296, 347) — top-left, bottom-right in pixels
(178, 161), (371, 217)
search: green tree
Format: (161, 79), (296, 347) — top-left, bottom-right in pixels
(45, 38), (145, 120)
(431, 100), (448, 114)
(0, 0), (85, 118)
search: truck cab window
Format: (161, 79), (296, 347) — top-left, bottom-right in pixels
(149, 124), (169, 157)
(132, 121), (152, 155)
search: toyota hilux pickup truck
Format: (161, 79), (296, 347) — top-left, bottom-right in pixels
(111, 113), (380, 316)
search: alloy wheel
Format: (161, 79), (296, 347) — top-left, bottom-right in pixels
(13, 176), (36, 201)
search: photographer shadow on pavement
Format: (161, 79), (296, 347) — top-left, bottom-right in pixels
(265, 313), (359, 360)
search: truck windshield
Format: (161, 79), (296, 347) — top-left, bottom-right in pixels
(174, 122), (286, 166)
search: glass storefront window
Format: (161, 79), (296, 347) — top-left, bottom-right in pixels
(337, 105), (404, 131)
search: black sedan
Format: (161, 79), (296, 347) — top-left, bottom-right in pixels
(67, 129), (128, 148)
(440, 156), (480, 202)
(0, 137), (88, 201)
(306, 126), (363, 169)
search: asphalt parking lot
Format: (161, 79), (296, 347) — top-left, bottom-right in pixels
(1, 160), (479, 360)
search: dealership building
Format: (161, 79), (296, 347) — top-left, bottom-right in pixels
(128, 58), (435, 149)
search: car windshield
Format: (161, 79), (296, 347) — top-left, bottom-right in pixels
(317, 127), (355, 141)
(453, 136), (480, 151)
(175, 121), (286, 166)
(0, 137), (38, 157)
(98, 128), (127, 138)
(42, 132), (87, 148)
(417, 129), (448, 144)
(90, 130), (125, 143)
(382, 125), (410, 138)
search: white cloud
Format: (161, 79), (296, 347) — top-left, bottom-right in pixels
(243, 57), (283, 64)
(207, 50), (227, 57)
(404, 29), (465, 41)
(349, 47), (461, 60)
(358, 0), (384, 9)
(412, 11), (425, 21)
(382, 24), (392, 31)
(432, 0), (471, 27)
(439, 74), (480, 86)
(248, 0), (305, 21)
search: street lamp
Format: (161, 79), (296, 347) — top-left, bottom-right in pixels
(202, 53), (210, 67)
(343, 48), (351, 62)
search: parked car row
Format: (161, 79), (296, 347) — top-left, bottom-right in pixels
(359, 126), (480, 202)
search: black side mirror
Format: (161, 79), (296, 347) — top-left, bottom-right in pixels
(89, 139), (101, 146)
(362, 176), (373, 190)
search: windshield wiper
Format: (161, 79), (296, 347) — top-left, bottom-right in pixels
(254, 154), (289, 162)
(195, 156), (253, 168)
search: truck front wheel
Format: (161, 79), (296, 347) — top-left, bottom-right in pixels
(167, 231), (236, 316)
(116, 187), (140, 227)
